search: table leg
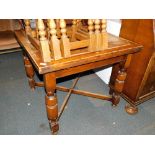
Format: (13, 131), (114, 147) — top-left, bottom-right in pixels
(109, 87), (114, 95)
(43, 73), (59, 134)
(111, 54), (132, 106)
(23, 52), (35, 90)
(111, 69), (126, 106)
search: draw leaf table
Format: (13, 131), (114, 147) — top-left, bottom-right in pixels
(15, 19), (142, 134)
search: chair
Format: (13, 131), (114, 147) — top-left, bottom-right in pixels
(15, 19), (142, 134)
(23, 19), (108, 60)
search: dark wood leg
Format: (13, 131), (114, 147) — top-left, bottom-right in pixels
(109, 88), (114, 95)
(43, 73), (59, 134)
(111, 93), (120, 106)
(23, 53), (35, 90)
(109, 63), (120, 95)
(111, 54), (132, 107)
(111, 70), (126, 106)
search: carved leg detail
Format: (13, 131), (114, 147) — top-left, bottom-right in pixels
(44, 73), (59, 134)
(111, 54), (132, 107)
(45, 94), (59, 134)
(23, 54), (35, 90)
(110, 88), (120, 106)
(111, 70), (126, 107)
(125, 104), (138, 115)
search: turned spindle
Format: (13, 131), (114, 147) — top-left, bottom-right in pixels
(38, 19), (46, 40)
(88, 19), (94, 34)
(60, 19), (68, 38)
(101, 19), (108, 50)
(46, 19), (51, 40)
(60, 19), (71, 57)
(38, 19), (51, 62)
(71, 19), (77, 41)
(55, 19), (61, 38)
(94, 19), (101, 51)
(72, 19), (77, 25)
(24, 19), (32, 35)
(48, 19), (62, 60)
(77, 19), (82, 28)
(101, 19), (107, 33)
(95, 19), (100, 33)
(35, 19), (39, 39)
(88, 19), (95, 51)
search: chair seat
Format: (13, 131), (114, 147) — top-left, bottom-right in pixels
(0, 30), (20, 51)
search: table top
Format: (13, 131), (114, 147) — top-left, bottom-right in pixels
(15, 30), (142, 74)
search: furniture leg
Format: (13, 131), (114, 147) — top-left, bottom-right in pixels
(111, 69), (124, 106)
(125, 104), (138, 115)
(43, 73), (59, 134)
(109, 63), (120, 95)
(111, 65), (125, 106)
(112, 68), (127, 106)
(111, 55), (132, 106)
(23, 52), (35, 90)
(109, 88), (114, 95)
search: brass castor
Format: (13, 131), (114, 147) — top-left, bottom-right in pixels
(125, 104), (138, 115)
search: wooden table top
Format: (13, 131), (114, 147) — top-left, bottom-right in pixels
(15, 30), (142, 74)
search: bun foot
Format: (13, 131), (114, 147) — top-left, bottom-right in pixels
(125, 104), (138, 115)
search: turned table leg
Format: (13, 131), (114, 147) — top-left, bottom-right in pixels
(111, 54), (132, 107)
(23, 53), (35, 90)
(111, 69), (126, 106)
(43, 73), (59, 134)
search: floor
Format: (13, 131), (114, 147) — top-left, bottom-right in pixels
(0, 51), (155, 135)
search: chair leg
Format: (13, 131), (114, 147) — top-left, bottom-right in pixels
(23, 53), (35, 90)
(43, 73), (59, 134)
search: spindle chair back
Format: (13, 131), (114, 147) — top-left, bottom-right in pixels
(23, 19), (108, 62)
